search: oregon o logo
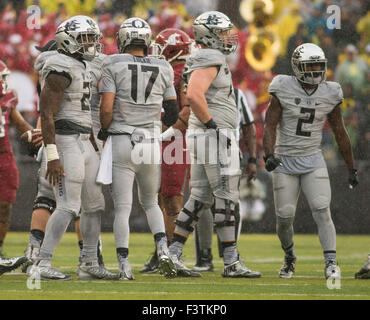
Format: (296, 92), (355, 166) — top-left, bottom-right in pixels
(132, 19), (146, 28)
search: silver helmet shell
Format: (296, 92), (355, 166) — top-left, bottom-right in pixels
(117, 17), (152, 54)
(55, 15), (102, 61)
(291, 43), (327, 85)
(192, 11), (238, 55)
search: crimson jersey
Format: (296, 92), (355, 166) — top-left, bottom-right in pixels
(161, 62), (190, 197)
(173, 62), (185, 111)
(0, 90), (18, 154)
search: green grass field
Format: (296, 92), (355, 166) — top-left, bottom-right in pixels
(0, 232), (369, 300)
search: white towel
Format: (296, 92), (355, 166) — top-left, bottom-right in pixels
(36, 144), (44, 163)
(96, 136), (112, 185)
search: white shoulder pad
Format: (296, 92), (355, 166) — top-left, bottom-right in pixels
(34, 51), (57, 72)
(268, 74), (291, 94)
(325, 81), (344, 106)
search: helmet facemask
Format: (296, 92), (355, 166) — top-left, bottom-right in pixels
(216, 28), (238, 55)
(149, 43), (165, 59)
(75, 32), (101, 61)
(293, 59), (327, 85)
(0, 70), (10, 96)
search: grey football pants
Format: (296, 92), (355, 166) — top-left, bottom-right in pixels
(39, 133), (105, 261)
(272, 167), (336, 252)
(111, 135), (165, 249)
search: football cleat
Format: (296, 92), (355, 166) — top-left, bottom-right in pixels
(78, 260), (118, 280)
(32, 261), (72, 280)
(0, 256), (28, 276)
(158, 254), (177, 279)
(192, 249), (214, 272)
(118, 259), (135, 280)
(222, 260), (261, 278)
(325, 261), (340, 280)
(279, 256), (296, 279)
(171, 255), (201, 278)
(192, 260), (214, 272)
(140, 252), (159, 274)
(355, 255), (370, 279)
(22, 243), (40, 274)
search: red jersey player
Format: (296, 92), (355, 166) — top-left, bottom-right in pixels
(141, 28), (193, 274)
(0, 59), (42, 257)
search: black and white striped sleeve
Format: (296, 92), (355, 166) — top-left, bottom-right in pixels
(235, 88), (254, 127)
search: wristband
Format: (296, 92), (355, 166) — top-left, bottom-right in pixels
(45, 144), (59, 161)
(26, 130), (32, 143)
(247, 157), (257, 164)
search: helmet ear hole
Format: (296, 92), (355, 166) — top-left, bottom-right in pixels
(64, 40), (70, 45)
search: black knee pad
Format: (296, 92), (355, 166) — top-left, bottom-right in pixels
(212, 198), (236, 229)
(175, 200), (204, 233)
(33, 197), (56, 214)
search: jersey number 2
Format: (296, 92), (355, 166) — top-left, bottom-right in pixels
(81, 81), (91, 111)
(296, 107), (315, 137)
(128, 64), (159, 103)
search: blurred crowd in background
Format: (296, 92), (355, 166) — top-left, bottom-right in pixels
(0, 0), (369, 164)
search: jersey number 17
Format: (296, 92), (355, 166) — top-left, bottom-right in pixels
(128, 64), (159, 103)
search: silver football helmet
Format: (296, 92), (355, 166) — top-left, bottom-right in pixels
(55, 15), (102, 61)
(117, 17), (152, 54)
(291, 43), (327, 85)
(192, 11), (238, 55)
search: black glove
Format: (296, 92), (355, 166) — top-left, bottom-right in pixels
(264, 154), (282, 172)
(204, 119), (232, 149)
(97, 128), (109, 141)
(348, 169), (358, 189)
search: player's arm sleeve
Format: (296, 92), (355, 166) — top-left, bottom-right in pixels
(237, 89), (254, 126)
(162, 98), (179, 127)
(99, 57), (116, 94)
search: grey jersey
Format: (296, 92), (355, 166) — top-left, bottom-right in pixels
(87, 53), (106, 134)
(183, 49), (238, 130)
(100, 54), (176, 135)
(269, 75), (343, 156)
(41, 52), (93, 132)
(35, 51), (57, 74)
(35, 51), (58, 113)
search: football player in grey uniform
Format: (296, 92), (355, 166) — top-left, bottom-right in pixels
(168, 11), (261, 278)
(263, 43), (359, 280)
(88, 51), (106, 152)
(31, 16), (116, 280)
(193, 87), (258, 272)
(99, 17), (178, 280)
(23, 40), (106, 273)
